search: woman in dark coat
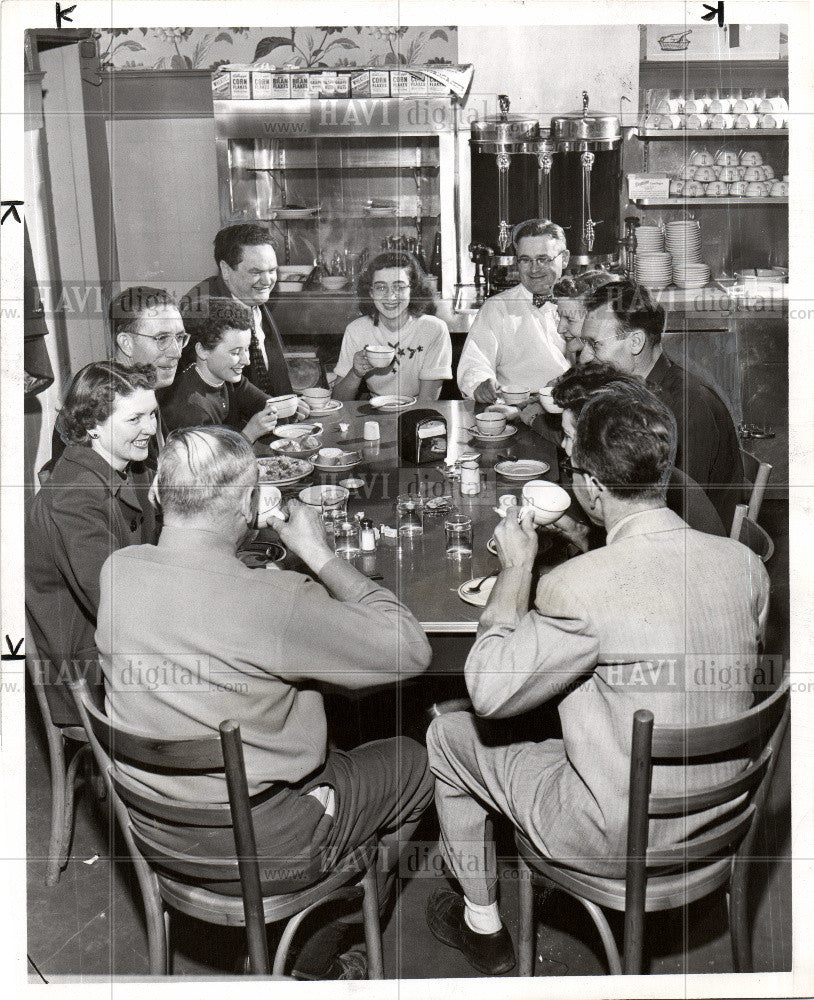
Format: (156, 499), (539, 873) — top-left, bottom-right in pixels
(26, 361), (159, 723)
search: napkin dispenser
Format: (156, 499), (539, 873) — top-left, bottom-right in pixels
(398, 409), (448, 465)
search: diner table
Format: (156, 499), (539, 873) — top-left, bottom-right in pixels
(256, 399), (564, 634)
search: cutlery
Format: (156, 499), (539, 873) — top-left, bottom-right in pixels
(469, 570), (499, 593)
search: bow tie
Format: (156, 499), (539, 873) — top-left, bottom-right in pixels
(533, 293), (555, 308)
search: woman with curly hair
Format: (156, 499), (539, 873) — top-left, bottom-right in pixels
(26, 361), (160, 723)
(332, 251), (452, 402)
(552, 269), (624, 365)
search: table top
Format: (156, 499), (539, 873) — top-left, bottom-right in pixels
(257, 400), (563, 632)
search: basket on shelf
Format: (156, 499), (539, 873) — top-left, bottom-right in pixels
(658, 29), (692, 51)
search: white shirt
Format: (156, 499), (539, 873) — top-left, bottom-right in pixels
(334, 313), (453, 398)
(250, 305), (269, 369)
(456, 283), (569, 398)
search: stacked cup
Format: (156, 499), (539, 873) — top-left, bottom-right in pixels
(666, 220), (709, 289)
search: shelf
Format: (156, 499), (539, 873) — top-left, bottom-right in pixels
(634, 197), (788, 206)
(246, 163), (440, 172)
(260, 212), (441, 221)
(636, 128), (788, 139)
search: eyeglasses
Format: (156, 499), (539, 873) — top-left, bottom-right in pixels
(517, 251), (565, 268)
(128, 331), (190, 351)
(560, 460), (593, 480)
(371, 281), (410, 296)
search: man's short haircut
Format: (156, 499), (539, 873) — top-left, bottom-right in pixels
(512, 218), (567, 248)
(156, 426), (258, 518)
(214, 224), (276, 270)
(572, 390), (676, 501)
(57, 361), (156, 445)
(182, 297), (253, 352)
(108, 286), (178, 351)
(581, 279), (665, 348)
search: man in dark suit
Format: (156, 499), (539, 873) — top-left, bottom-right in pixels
(182, 224), (296, 397)
(579, 279), (744, 528)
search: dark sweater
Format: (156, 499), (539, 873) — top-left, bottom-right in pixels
(161, 364), (268, 433)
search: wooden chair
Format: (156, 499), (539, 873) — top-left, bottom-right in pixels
(25, 614), (92, 886)
(740, 450), (772, 522)
(730, 503), (775, 562)
(516, 680), (789, 976)
(69, 677), (384, 978)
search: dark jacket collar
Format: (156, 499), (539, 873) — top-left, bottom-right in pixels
(644, 351), (673, 390)
(59, 445), (144, 513)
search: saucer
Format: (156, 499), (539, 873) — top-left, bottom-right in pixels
(370, 395), (417, 412)
(302, 398), (343, 416)
(494, 459), (550, 480)
(469, 426), (518, 444)
(458, 575), (497, 607)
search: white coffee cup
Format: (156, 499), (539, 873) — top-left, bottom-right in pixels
(302, 386), (332, 406)
(500, 385), (530, 406)
(257, 484), (285, 527)
(520, 480), (571, 526)
(365, 345), (396, 368)
(475, 412), (507, 436)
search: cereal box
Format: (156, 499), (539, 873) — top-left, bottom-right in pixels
(291, 72), (310, 99)
(211, 69), (232, 99)
(370, 70), (390, 97)
(251, 70), (273, 100)
(230, 70), (251, 100)
(271, 72), (292, 99)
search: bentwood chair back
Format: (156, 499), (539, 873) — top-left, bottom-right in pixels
(69, 677), (383, 978)
(730, 503), (775, 562)
(740, 450), (772, 522)
(516, 680), (789, 975)
(25, 611), (92, 886)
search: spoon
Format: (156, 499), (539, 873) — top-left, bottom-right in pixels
(469, 570), (499, 593)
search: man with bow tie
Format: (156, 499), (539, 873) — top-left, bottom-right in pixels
(456, 220), (571, 405)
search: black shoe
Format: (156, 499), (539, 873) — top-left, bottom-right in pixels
(291, 921), (365, 980)
(293, 946), (367, 981)
(426, 889), (516, 975)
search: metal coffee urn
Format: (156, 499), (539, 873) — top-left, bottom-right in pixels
(469, 95), (539, 297)
(550, 92), (621, 267)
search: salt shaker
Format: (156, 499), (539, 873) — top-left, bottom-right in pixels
(360, 518), (377, 552)
(460, 457), (481, 496)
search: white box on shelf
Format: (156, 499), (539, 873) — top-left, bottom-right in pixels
(628, 174), (671, 199)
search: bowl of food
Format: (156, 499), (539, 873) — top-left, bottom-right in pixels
(365, 345), (396, 368)
(298, 484), (350, 507)
(265, 393), (299, 419)
(274, 423), (322, 440)
(520, 480), (571, 525)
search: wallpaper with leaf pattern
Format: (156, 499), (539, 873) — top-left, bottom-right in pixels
(93, 26), (457, 71)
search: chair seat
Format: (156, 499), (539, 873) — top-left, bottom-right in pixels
(516, 832), (732, 913)
(156, 837), (377, 927)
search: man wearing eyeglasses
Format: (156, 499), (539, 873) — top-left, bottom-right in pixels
(457, 220), (571, 405)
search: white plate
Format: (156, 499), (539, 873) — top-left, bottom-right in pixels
(274, 423), (323, 440)
(340, 477), (365, 490)
(370, 395), (417, 412)
(256, 456), (314, 485)
(298, 484), (350, 507)
(311, 455), (362, 473)
(494, 459), (551, 480)
(272, 206), (320, 219)
(458, 575), (497, 607)
(303, 399), (343, 416)
(469, 426), (518, 444)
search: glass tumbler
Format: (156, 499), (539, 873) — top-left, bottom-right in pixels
(396, 494), (424, 537)
(445, 514), (473, 557)
(333, 519), (360, 557)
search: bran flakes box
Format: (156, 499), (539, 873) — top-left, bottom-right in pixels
(369, 69), (391, 97)
(291, 72), (310, 100)
(251, 70), (274, 100)
(271, 71), (292, 99)
(211, 68), (232, 99)
(351, 70), (371, 97)
(407, 71), (428, 96)
(390, 70), (411, 96)
(230, 70), (251, 100)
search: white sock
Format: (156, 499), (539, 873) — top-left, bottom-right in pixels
(463, 898), (503, 935)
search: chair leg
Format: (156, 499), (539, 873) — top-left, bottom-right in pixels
(517, 857), (536, 976)
(729, 864), (753, 973)
(43, 727), (69, 886)
(361, 863), (384, 979)
(60, 744), (90, 869)
(164, 909), (172, 975)
(578, 897), (623, 976)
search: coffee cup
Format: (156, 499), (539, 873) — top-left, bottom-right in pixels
(728, 181), (748, 196)
(740, 150), (763, 166)
(714, 149), (739, 166)
(520, 480), (571, 526)
(689, 149), (714, 166)
(746, 181), (768, 197)
(365, 344), (396, 368)
(743, 166), (764, 182)
(770, 181), (787, 197)
(719, 166), (739, 183)
(680, 164), (697, 181)
(499, 385), (530, 406)
(265, 393), (298, 419)
(669, 179), (685, 197)
(706, 181), (728, 196)
(693, 166), (716, 183)
(256, 484), (284, 527)
(760, 165), (775, 181)
(475, 412), (507, 436)
(302, 386), (332, 407)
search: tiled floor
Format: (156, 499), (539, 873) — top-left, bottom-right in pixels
(26, 500), (792, 983)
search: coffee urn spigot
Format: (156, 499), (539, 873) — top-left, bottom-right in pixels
(620, 216), (640, 278)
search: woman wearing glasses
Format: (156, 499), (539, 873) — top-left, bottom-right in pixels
(332, 251), (452, 403)
(456, 219), (571, 405)
(26, 361), (159, 723)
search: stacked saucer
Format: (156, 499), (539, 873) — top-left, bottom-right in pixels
(635, 251), (673, 290)
(665, 221), (709, 288)
(634, 225), (665, 253)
